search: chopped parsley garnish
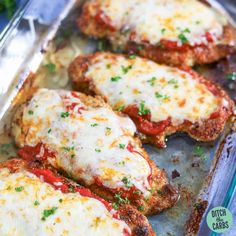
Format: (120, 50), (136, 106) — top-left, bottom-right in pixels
(147, 77), (157, 86)
(105, 127), (112, 135)
(168, 79), (178, 85)
(121, 65), (132, 74)
(196, 20), (201, 25)
(28, 110), (34, 115)
(134, 190), (141, 195)
(129, 54), (136, 59)
(121, 177), (133, 188)
(68, 186), (75, 193)
(137, 45), (144, 51)
(226, 72), (236, 81)
(138, 205), (144, 212)
(150, 188), (156, 194)
(61, 146), (74, 152)
(15, 186), (24, 192)
(95, 148), (101, 153)
(193, 145), (205, 159)
(112, 202), (119, 210)
(45, 63), (56, 73)
(178, 28), (190, 44)
(183, 28), (191, 33)
(111, 76), (122, 82)
(106, 64), (111, 69)
(91, 123), (98, 127)
(178, 33), (189, 44)
(114, 193), (130, 205)
(34, 200), (40, 206)
(119, 144), (125, 149)
(59, 199), (63, 203)
(71, 154), (75, 158)
(41, 207), (58, 221)
(155, 92), (170, 100)
(116, 105), (125, 112)
(138, 101), (150, 116)
(48, 128), (52, 134)
(161, 28), (166, 34)
(118, 161), (125, 166)
(60, 111), (69, 118)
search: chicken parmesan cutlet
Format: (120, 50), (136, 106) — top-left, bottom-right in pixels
(68, 52), (234, 148)
(78, 0), (235, 66)
(0, 158), (155, 236)
(12, 88), (179, 215)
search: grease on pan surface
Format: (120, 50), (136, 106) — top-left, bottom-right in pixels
(78, 0), (235, 66)
(69, 52), (234, 148)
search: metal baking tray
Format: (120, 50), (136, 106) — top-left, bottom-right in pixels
(0, 1), (235, 235)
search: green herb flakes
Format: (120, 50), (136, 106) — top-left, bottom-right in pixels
(34, 200), (40, 206)
(116, 105), (125, 112)
(15, 186), (24, 192)
(119, 144), (125, 149)
(60, 111), (69, 118)
(114, 193), (130, 205)
(138, 205), (144, 212)
(121, 65), (132, 74)
(129, 55), (137, 59)
(45, 63), (56, 73)
(147, 77), (157, 86)
(155, 92), (170, 100)
(122, 177), (133, 188)
(226, 72), (236, 81)
(138, 101), (150, 116)
(28, 110), (34, 115)
(112, 202), (119, 210)
(41, 207), (58, 221)
(111, 76), (122, 82)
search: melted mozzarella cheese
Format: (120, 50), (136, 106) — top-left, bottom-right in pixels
(85, 53), (227, 125)
(16, 89), (151, 196)
(0, 168), (130, 236)
(92, 0), (227, 46)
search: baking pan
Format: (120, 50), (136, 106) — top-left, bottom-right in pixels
(0, 0), (235, 235)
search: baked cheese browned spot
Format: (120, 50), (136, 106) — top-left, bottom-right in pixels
(68, 52), (234, 148)
(78, 0), (235, 66)
(12, 89), (179, 215)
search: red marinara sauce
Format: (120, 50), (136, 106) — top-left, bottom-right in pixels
(29, 168), (124, 222)
(124, 105), (171, 135)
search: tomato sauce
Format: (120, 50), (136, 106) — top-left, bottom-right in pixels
(157, 32), (215, 51)
(18, 143), (55, 162)
(29, 167), (122, 221)
(124, 105), (171, 135)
